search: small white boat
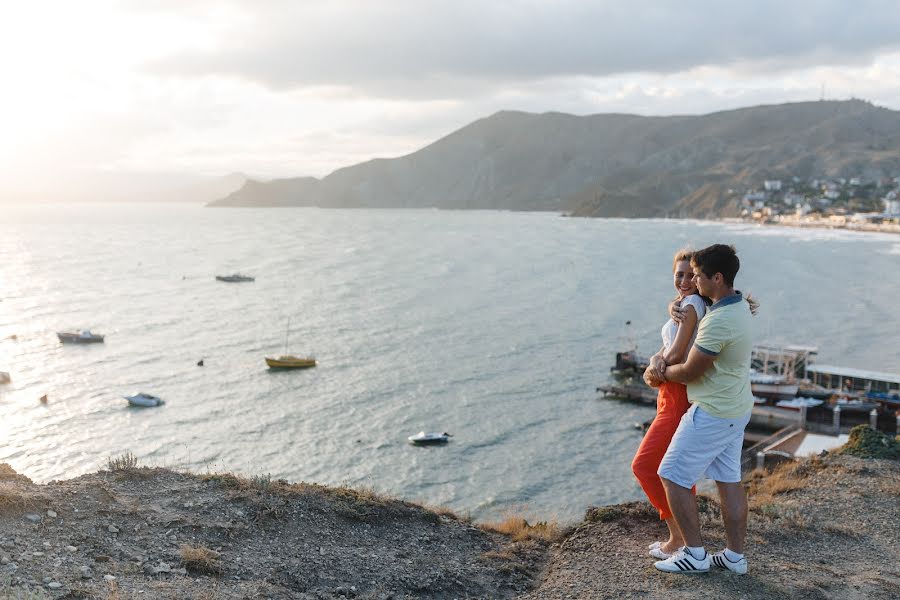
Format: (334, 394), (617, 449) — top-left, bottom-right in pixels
(408, 431), (452, 446)
(125, 393), (164, 407)
(775, 397), (824, 410)
(58, 330), (105, 344)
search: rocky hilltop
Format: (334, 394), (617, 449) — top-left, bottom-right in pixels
(0, 432), (898, 599)
(210, 100), (900, 218)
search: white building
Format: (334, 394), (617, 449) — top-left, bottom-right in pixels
(744, 190), (767, 203)
(763, 180), (782, 191)
(783, 192), (805, 206)
(824, 189), (841, 200)
(796, 202), (812, 216)
(885, 198), (900, 215)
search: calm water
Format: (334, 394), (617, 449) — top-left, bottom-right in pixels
(1, 204), (898, 522)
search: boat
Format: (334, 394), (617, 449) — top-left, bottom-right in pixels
(775, 397), (824, 410)
(265, 318), (316, 369)
(124, 393), (164, 407)
(265, 355), (317, 369)
(610, 350), (649, 376)
(750, 371), (799, 400)
(57, 330), (105, 344)
(408, 431), (451, 446)
(216, 273), (255, 283)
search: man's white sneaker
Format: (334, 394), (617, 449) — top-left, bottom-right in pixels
(711, 551), (748, 575)
(654, 547), (710, 573)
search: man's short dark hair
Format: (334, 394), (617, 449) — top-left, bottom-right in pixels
(692, 244), (740, 287)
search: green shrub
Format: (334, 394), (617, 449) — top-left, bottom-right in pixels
(836, 425), (900, 460)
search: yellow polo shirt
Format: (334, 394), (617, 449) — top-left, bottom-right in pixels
(688, 293), (754, 419)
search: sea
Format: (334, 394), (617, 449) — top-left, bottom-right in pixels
(1, 203), (898, 523)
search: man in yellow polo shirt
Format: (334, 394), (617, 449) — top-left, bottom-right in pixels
(649, 244), (756, 575)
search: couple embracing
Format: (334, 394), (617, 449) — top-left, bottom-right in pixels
(631, 244), (757, 575)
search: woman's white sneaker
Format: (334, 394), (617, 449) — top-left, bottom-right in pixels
(711, 551), (748, 574)
(654, 547), (710, 573)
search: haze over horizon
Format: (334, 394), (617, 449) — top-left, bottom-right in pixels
(4, 1), (900, 202)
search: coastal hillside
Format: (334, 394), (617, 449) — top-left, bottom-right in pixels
(210, 100), (900, 218)
(0, 437), (897, 598)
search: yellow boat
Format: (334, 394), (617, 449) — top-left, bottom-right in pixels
(265, 355), (317, 369)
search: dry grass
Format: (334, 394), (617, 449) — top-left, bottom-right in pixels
(0, 482), (38, 516)
(106, 452), (139, 473)
(480, 512), (562, 543)
(745, 456), (822, 512)
(104, 579), (120, 600)
(201, 472), (275, 493)
(180, 544), (222, 575)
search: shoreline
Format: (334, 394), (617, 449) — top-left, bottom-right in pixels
(723, 216), (900, 235)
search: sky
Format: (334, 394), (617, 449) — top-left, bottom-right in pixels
(3, 0), (900, 201)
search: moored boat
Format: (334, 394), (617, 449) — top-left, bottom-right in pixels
(57, 330), (104, 344)
(408, 431), (451, 446)
(750, 371), (799, 400)
(265, 318), (315, 369)
(216, 273), (255, 282)
(124, 393), (164, 407)
(265, 355), (317, 369)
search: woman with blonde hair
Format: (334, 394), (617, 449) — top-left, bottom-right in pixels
(631, 249), (708, 559)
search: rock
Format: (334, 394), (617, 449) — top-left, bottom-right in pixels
(103, 574), (116, 582)
(33, 552), (44, 557)
(66, 546), (77, 552)
(24, 514), (41, 524)
(48, 582), (62, 589)
(108, 525), (119, 533)
(46, 510), (57, 518)
(43, 576), (52, 583)
(94, 555), (110, 562)
(154, 562), (172, 574)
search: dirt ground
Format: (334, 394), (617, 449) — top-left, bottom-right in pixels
(0, 453), (897, 599)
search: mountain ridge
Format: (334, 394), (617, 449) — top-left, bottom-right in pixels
(210, 100), (900, 217)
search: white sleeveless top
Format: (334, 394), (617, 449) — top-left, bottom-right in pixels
(661, 294), (707, 351)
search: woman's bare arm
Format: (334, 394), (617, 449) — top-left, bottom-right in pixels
(660, 304), (698, 366)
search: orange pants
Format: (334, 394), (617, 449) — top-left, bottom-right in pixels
(631, 381), (695, 520)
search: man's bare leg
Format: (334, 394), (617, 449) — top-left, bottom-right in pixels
(661, 478), (702, 548)
(715, 481), (747, 553)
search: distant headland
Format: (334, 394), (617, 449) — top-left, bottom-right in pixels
(208, 100), (900, 223)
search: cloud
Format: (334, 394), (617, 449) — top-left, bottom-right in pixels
(149, 0), (900, 97)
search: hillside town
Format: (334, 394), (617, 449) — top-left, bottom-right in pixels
(736, 175), (900, 233)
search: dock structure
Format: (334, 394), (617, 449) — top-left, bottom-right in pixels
(751, 344), (818, 380)
(805, 364), (900, 397)
(741, 425), (850, 471)
(596, 383), (657, 404)
(600, 343), (900, 462)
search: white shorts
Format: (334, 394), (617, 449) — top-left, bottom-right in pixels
(657, 404), (751, 488)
